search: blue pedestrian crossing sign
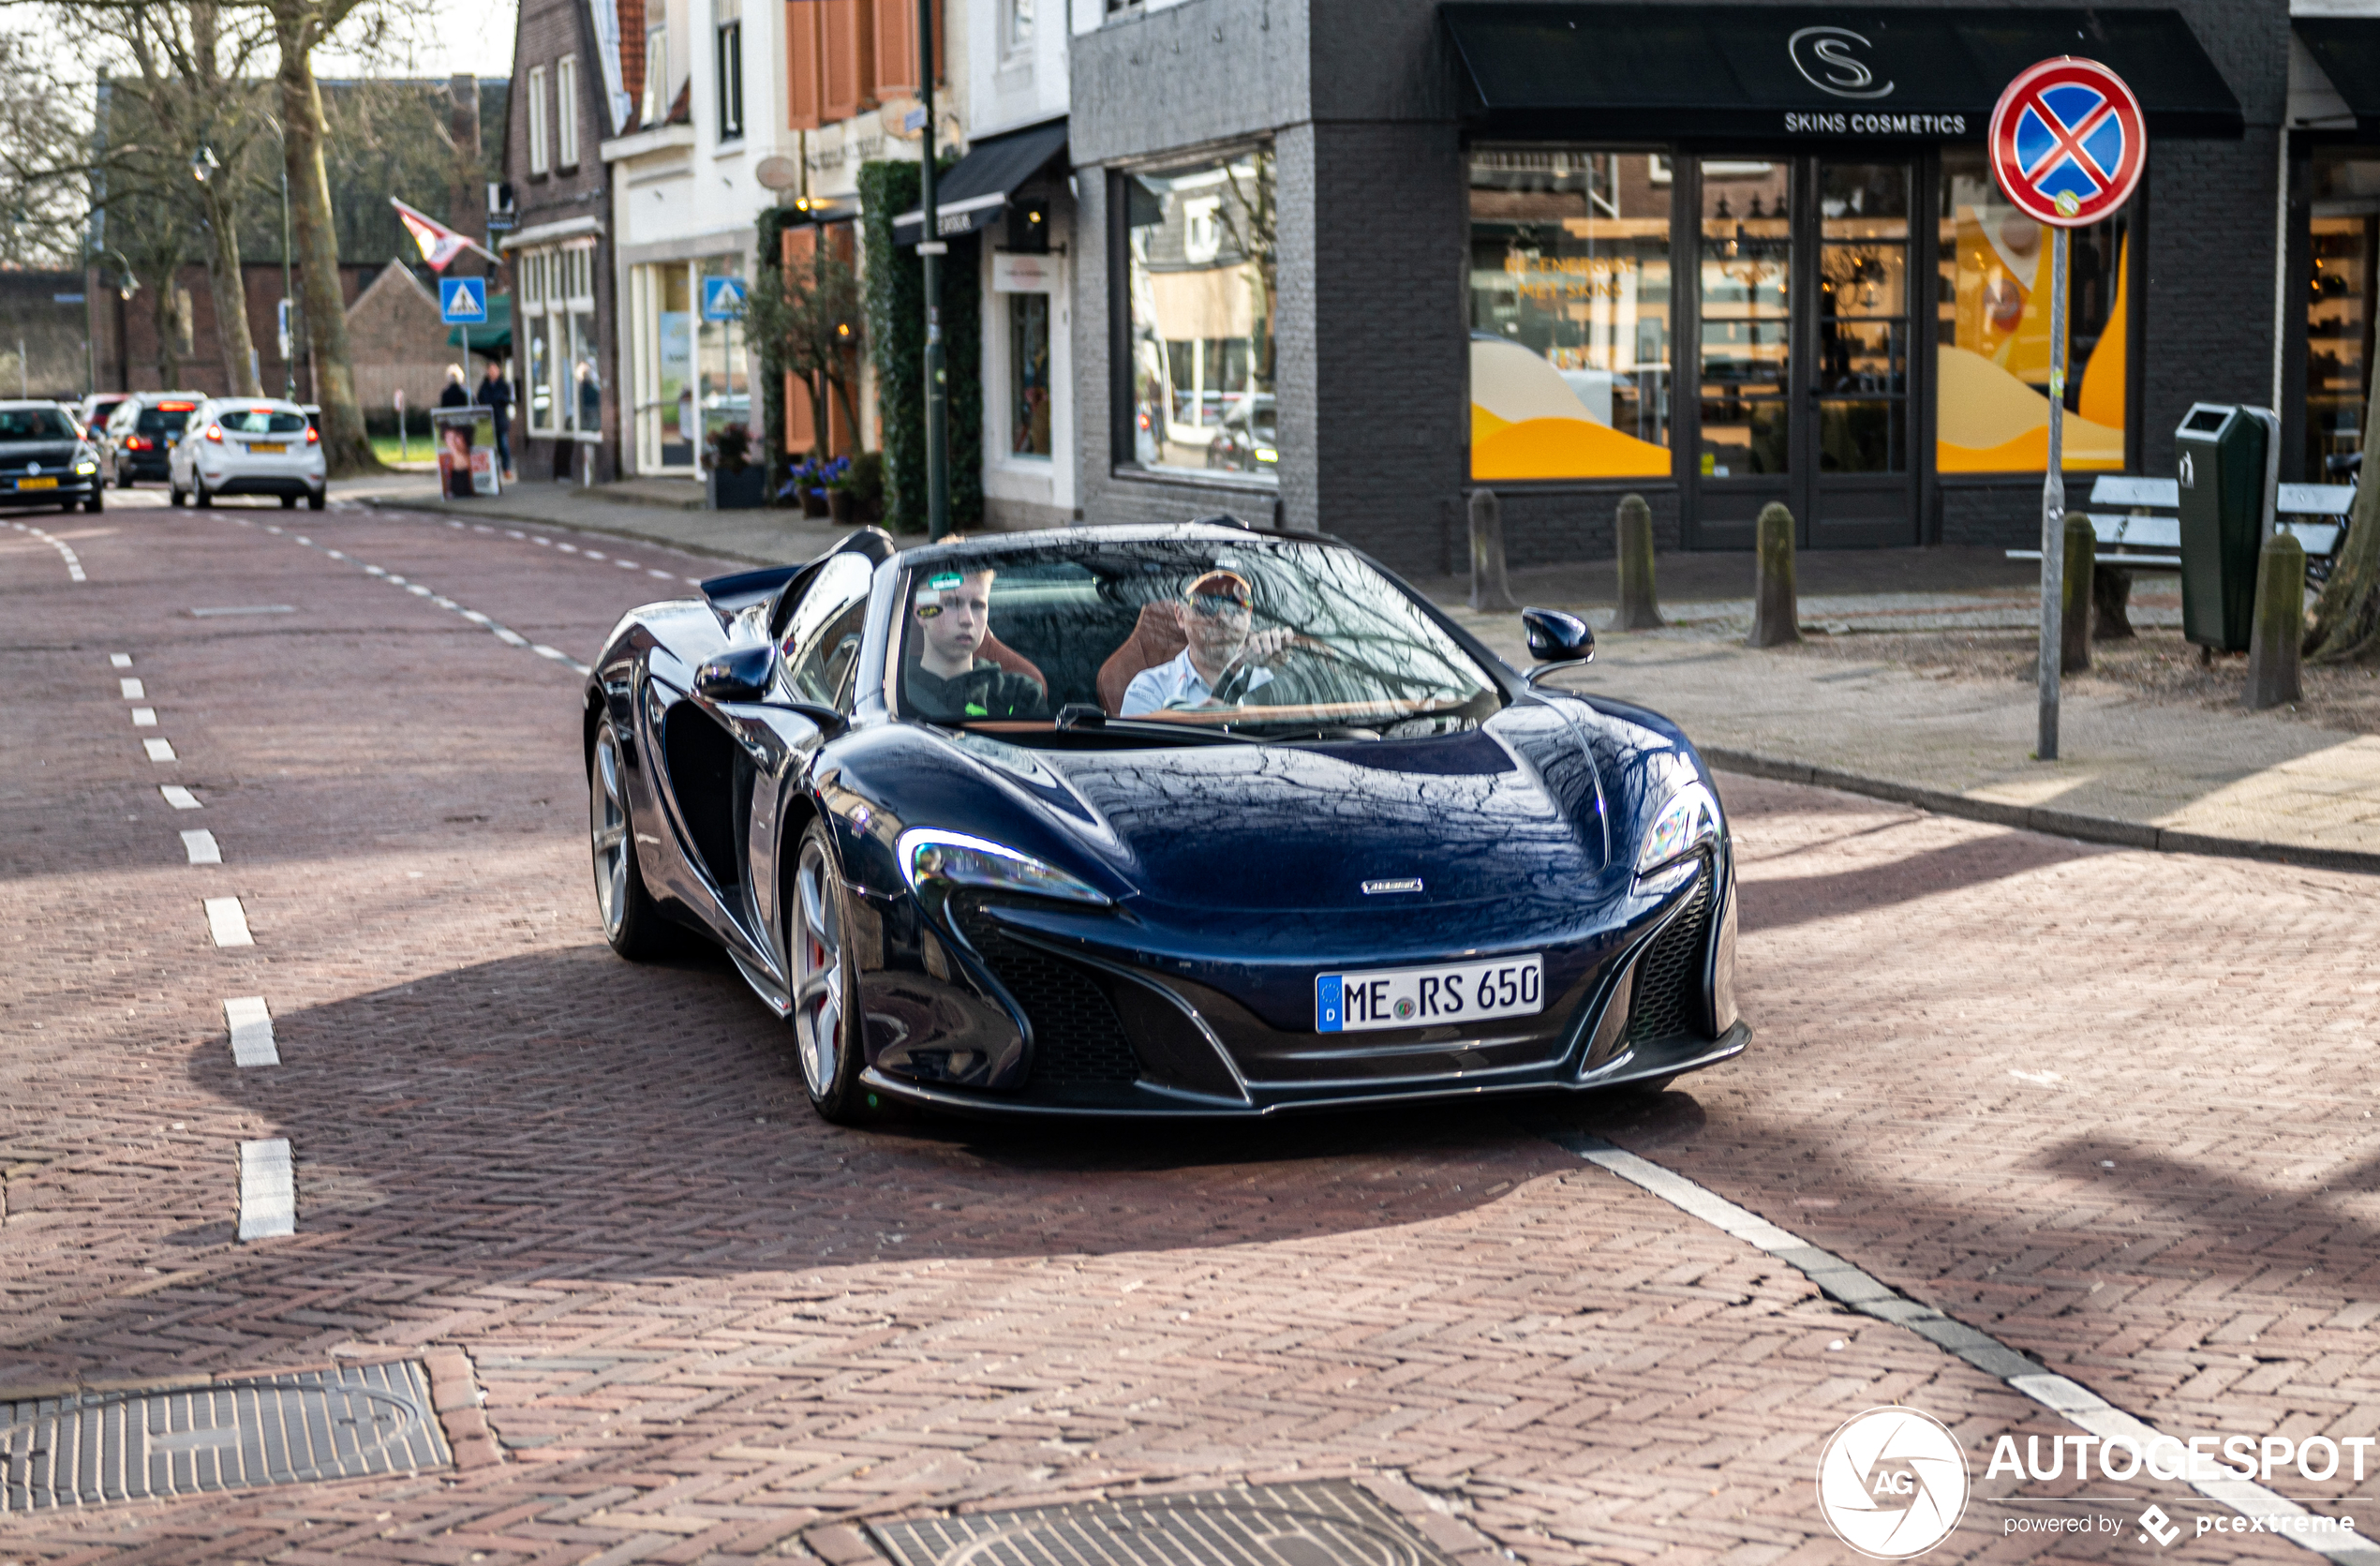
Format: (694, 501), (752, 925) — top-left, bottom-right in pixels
(439, 276), (488, 324)
(701, 276), (749, 321)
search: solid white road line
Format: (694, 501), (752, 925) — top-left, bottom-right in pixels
(203, 896), (253, 947)
(1547, 1130), (2380, 1562)
(236, 1139), (294, 1240)
(224, 996), (278, 1067)
(110, 653), (132, 668)
(181, 828), (221, 864)
(143, 738), (177, 762)
(120, 678), (144, 699)
(160, 784), (202, 810)
(131, 707), (156, 726)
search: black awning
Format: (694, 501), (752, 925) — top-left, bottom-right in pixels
(2295, 19), (2380, 133)
(1444, 4), (2243, 141)
(893, 119), (1068, 246)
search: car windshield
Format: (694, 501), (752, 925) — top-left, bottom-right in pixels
(895, 537), (1503, 738)
(138, 404), (198, 434)
(217, 408), (307, 434)
(0, 409), (75, 440)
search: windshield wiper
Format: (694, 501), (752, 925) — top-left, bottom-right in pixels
(1033, 707), (1260, 744)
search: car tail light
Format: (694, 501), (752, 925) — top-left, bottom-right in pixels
(305, 425), (320, 445)
(203, 424), (224, 444)
(125, 435), (151, 452)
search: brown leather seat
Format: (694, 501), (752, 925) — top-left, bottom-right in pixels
(1095, 602), (1187, 714)
(978, 629), (1046, 691)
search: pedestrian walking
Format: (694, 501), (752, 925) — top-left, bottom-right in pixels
(477, 358), (515, 483)
(438, 364), (469, 409)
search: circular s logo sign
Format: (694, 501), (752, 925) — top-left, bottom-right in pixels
(1790, 26), (1897, 99)
(1815, 1407), (1970, 1559)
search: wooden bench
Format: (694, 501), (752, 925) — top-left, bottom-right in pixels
(2006, 474), (2354, 633)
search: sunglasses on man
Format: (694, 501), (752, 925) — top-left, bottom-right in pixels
(1187, 591), (1251, 619)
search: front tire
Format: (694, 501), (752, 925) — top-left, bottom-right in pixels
(169, 482), (186, 507)
(789, 821), (866, 1123)
(84, 491), (102, 514)
(589, 720), (673, 961)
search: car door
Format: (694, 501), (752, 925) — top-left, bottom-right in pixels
(732, 553), (876, 975)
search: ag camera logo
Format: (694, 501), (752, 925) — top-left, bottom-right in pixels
(1817, 1407), (1971, 1559)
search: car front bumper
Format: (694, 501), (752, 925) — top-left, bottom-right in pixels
(0, 476), (97, 505)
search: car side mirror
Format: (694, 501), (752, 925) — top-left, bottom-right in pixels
(694, 645), (776, 702)
(1522, 606), (1595, 669)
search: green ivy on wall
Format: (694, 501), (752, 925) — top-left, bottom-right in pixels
(858, 157), (982, 534)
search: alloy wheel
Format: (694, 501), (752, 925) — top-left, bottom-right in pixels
(589, 726), (632, 939)
(792, 838), (845, 1098)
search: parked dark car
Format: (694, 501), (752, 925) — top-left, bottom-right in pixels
(584, 521), (1746, 1125)
(0, 401), (103, 513)
(100, 391), (206, 487)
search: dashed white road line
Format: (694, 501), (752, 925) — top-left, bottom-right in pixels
(8, 521), (87, 581)
(224, 997), (278, 1067)
(142, 738), (177, 762)
(120, 677), (144, 700)
(236, 1139), (294, 1240)
(202, 896), (253, 947)
(160, 784), (202, 810)
(181, 828), (220, 864)
(1547, 1130), (2380, 1561)
(131, 707), (156, 726)
(217, 518), (595, 676)
(110, 652), (132, 668)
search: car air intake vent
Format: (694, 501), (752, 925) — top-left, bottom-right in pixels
(952, 906), (1141, 1087)
(1625, 863), (1713, 1047)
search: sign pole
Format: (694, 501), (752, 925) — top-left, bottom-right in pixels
(2038, 225), (2068, 762)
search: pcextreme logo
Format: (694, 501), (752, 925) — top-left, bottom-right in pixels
(1816, 1407), (1971, 1559)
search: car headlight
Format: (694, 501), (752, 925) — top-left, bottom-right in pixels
(1636, 781), (1720, 890)
(898, 828), (1110, 906)
(75, 460), (97, 475)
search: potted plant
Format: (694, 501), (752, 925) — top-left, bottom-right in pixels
(842, 451), (885, 524)
(822, 455), (858, 523)
(706, 425), (766, 510)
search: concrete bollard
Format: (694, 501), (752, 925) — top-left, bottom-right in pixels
(2061, 513), (2094, 674)
(2244, 529), (2306, 710)
(1468, 488), (1517, 612)
(1615, 493), (1664, 630)
(1748, 502), (1799, 648)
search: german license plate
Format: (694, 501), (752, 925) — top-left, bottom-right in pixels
(16, 476), (56, 490)
(249, 442), (286, 455)
(1316, 953), (1543, 1033)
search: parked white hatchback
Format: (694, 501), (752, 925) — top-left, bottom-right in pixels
(169, 398), (326, 510)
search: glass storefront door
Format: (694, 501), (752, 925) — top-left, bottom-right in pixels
(1685, 155), (1922, 548)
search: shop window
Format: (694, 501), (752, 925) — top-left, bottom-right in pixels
(1937, 146), (2129, 473)
(1816, 161), (1910, 476)
(528, 67), (549, 175)
(1118, 143), (1276, 483)
(697, 254), (751, 448)
(715, 0), (743, 140)
(2308, 153), (2380, 480)
(558, 56), (580, 165)
(1695, 157), (1791, 477)
(1010, 292), (1051, 458)
(1467, 146), (1673, 482)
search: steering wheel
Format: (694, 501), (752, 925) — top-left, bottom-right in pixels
(1210, 637), (1338, 708)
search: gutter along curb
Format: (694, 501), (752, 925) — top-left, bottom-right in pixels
(1703, 745), (2380, 878)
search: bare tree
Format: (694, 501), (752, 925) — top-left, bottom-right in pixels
(2307, 386), (2380, 663)
(0, 36), (91, 269)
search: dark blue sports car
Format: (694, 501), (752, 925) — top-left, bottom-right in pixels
(583, 520), (1746, 1122)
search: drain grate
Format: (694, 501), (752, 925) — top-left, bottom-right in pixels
(1, 1361), (450, 1512)
(870, 1480), (1452, 1566)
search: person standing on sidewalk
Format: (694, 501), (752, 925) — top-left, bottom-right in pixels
(477, 358), (515, 483)
(439, 365), (470, 409)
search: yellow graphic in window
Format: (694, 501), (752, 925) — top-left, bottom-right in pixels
(1937, 210), (2126, 472)
(1470, 337), (1672, 480)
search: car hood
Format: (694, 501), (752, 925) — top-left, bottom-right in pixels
(0, 440), (82, 466)
(936, 700), (1610, 914)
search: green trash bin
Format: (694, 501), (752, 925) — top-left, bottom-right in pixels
(2173, 403), (2270, 653)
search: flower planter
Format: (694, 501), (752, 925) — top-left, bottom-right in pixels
(826, 488), (855, 525)
(707, 466), (766, 511)
(801, 489), (831, 518)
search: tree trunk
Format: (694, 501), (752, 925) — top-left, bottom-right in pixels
(274, 14), (377, 475)
(2307, 378), (2380, 661)
(201, 187), (261, 396)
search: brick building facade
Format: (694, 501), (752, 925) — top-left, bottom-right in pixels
(1064, 0), (2343, 576)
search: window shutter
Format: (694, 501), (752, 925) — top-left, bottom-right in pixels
(822, 0), (868, 118)
(786, 1), (822, 129)
(870, 0), (936, 97)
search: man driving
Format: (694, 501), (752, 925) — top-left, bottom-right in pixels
(1121, 570), (1295, 716)
(905, 568), (1049, 723)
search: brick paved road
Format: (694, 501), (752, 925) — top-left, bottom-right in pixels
(0, 494), (2360, 1564)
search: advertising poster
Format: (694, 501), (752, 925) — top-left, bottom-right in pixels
(432, 408), (500, 498)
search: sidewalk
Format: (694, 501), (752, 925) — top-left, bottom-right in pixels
(1444, 573), (2380, 873)
(335, 473), (856, 566)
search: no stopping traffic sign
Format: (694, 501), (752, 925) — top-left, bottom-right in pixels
(1987, 57), (2146, 227)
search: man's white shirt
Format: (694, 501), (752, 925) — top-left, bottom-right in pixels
(1120, 649), (1273, 715)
